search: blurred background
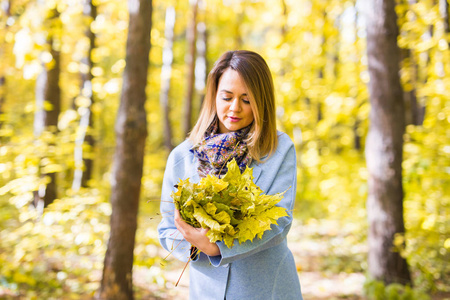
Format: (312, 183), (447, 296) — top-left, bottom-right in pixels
(0, 0), (449, 299)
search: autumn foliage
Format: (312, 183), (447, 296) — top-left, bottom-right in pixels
(172, 159), (288, 248)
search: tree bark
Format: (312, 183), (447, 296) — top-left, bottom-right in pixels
(183, 0), (198, 137)
(99, 0), (152, 299)
(364, 0), (411, 285)
(33, 8), (61, 208)
(354, 119), (361, 150)
(73, 0), (97, 191)
(401, 53), (424, 126)
(399, 0), (424, 126)
(160, 6), (175, 151)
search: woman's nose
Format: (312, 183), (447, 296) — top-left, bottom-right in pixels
(229, 98), (241, 112)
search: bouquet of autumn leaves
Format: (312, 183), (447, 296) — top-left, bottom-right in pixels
(171, 159), (288, 248)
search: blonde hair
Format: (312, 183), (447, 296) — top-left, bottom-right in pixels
(188, 50), (277, 162)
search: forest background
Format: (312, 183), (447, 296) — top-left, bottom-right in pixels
(0, 0), (449, 299)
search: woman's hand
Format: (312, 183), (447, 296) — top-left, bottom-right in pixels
(174, 209), (220, 257)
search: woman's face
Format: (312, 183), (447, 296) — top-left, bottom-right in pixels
(215, 69), (254, 133)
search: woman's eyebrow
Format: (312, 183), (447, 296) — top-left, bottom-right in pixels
(220, 89), (247, 96)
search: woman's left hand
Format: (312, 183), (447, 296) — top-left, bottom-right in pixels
(174, 209), (220, 257)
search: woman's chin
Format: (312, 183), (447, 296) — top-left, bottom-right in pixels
(224, 125), (243, 132)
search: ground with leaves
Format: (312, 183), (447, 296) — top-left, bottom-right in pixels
(134, 217), (449, 300)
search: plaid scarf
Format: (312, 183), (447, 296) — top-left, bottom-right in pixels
(190, 120), (252, 178)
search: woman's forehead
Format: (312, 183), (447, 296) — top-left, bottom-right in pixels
(217, 69), (249, 94)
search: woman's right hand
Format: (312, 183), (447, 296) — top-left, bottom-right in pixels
(174, 209), (220, 257)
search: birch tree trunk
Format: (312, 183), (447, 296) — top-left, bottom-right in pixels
(99, 0), (152, 298)
(364, 0), (411, 285)
(73, 0), (97, 191)
(160, 6), (175, 151)
(33, 8), (61, 208)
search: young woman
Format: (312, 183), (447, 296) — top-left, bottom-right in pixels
(157, 50), (303, 299)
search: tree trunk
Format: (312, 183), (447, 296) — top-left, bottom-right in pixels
(73, 0), (97, 191)
(183, 0), (198, 137)
(399, 0), (424, 126)
(34, 8), (61, 209)
(400, 45), (421, 126)
(364, 0), (411, 285)
(354, 119), (361, 150)
(99, 0), (152, 299)
(160, 5), (175, 151)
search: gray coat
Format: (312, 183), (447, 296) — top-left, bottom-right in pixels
(157, 132), (303, 300)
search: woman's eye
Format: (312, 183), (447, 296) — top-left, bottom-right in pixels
(222, 97), (232, 101)
(243, 99), (250, 104)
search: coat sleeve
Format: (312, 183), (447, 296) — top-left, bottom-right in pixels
(207, 135), (297, 267)
(157, 147), (192, 263)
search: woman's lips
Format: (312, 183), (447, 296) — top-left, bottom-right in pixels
(228, 116), (241, 122)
